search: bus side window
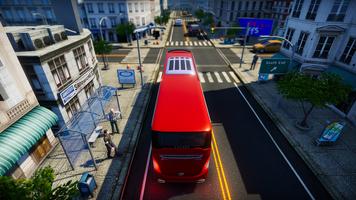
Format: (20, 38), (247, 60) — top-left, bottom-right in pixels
(186, 59), (191, 70)
(169, 59), (174, 70)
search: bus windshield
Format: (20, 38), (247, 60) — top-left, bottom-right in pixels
(152, 131), (211, 149)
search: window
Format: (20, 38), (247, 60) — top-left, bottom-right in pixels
(87, 3), (93, 13)
(245, 1), (249, 10)
(119, 3), (125, 13)
(296, 31), (309, 55)
(134, 3), (138, 12)
(65, 96), (80, 119)
(238, 1), (242, 10)
(43, 8), (55, 23)
(259, 1), (263, 10)
(292, 0), (304, 18)
(87, 41), (95, 63)
(101, 19), (107, 28)
(84, 80), (95, 99)
(306, 0), (320, 20)
(283, 28), (295, 49)
(140, 2), (144, 12)
(313, 36), (335, 58)
(128, 3), (132, 13)
(327, 0), (350, 21)
(110, 17), (117, 27)
(340, 37), (356, 64)
(89, 18), (96, 28)
(48, 55), (71, 88)
(108, 3), (115, 13)
(97, 3), (104, 13)
(252, 1), (256, 10)
(25, 65), (44, 93)
(141, 17), (145, 25)
(15, 8), (25, 22)
(2, 8), (13, 21)
(73, 46), (88, 73)
(166, 57), (194, 74)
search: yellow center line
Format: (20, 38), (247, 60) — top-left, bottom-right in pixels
(212, 131), (232, 200)
(182, 20), (190, 42)
(212, 141), (227, 200)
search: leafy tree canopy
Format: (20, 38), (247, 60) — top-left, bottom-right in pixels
(94, 39), (112, 55)
(115, 22), (136, 37)
(194, 9), (205, 20)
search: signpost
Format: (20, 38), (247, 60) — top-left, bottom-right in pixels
(117, 69), (136, 87)
(259, 58), (290, 74)
(238, 18), (273, 36)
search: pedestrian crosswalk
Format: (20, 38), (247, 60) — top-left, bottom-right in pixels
(156, 71), (240, 84)
(166, 40), (212, 47)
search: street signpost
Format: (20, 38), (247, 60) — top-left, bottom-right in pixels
(259, 58), (290, 74)
(238, 18), (273, 36)
(117, 69), (136, 87)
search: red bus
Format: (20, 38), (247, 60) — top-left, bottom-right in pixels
(151, 49), (212, 183)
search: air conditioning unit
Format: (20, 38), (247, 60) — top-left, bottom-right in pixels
(19, 28), (50, 50)
(46, 25), (66, 43)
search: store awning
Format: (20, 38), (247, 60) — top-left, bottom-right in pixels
(326, 66), (356, 91)
(271, 52), (301, 70)
(0, 106), (58, 175)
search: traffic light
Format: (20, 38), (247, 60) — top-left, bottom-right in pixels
(211, 27), (215, 34)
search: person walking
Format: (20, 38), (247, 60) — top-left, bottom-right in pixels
(250, 54), (259, 70)
(108, 108), (119, 134)
(103, 130), (116, 158)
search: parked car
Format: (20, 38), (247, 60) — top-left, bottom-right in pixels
(175, 19), (183, 26)
(253, 40), (282, 53)
(187, 24), (200, 36)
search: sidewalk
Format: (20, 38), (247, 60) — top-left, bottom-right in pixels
(39, 60), (160, 199)
(224, 48), (356, 199)
(210, 38), (254, 49)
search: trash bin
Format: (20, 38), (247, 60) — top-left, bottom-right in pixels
(78, 172), (97, 197)
(144, 40), (148, 45)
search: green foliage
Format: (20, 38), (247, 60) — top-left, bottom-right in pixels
(0, 166), (78, 200)
(194, 9), (205, 20)
(115, 22), (135, 38)
(203, 14), (214, 27)
(226, 23), (240, 37)
(154, 16), (163, 25)
(277, 72), (351, 127)
(161, 9), (170, 24)
(93, 39), (112, 55)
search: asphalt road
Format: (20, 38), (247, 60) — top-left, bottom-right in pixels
(121, 18), (332, 200)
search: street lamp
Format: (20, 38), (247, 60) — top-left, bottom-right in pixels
(32, 12), (48, 25)
(99, 16), (109, 40)
(259, 35), (295, 71)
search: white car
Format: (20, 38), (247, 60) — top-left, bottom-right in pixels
(175, 19), (183, 26)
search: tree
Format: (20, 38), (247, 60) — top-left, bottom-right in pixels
(226, 23), (240, 38)
(154, 16), (163, 25)
(115, 22), (135, 44)
(203, 13), (214, 27)
(194, 9), (205, 21)
(0, 166), (78, 200)
(94, 39), (112, 70)
(277, 72), (351, 128)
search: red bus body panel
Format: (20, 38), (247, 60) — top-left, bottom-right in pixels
(151, 50), (212, 182)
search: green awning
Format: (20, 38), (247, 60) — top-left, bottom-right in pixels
(326, 66), (356, 91)
(271, 52), (301, 70)
(0, 106), (58, 176)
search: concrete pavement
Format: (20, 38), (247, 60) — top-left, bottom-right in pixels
(219, 48), (356, 199)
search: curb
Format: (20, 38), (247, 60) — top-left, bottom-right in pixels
(111, 50), (163, 200)
(216, 49), (341, 199)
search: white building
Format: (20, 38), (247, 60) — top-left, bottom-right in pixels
(0, 22), (57, 178)
(79, 0), (161, 42)
(5, 25), (102, 131)
(281, 0), (356, 124)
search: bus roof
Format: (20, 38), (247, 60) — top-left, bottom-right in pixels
(152, 50), (211, 132)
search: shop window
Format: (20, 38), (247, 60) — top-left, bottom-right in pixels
(65, 96), (81, 119)
(30, 136), (52, 164)
(84, 80), (95, 99)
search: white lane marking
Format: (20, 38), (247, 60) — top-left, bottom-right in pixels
(198, 41), (202, 46)
(233, 82), (316, 200)
(166, 41), (169, 46)
(139, 144), (152, 200)
(193, 41), (198, 46)
(198, 72), (205, 83)
(169, 24), (174, 41)
(229, 71), (240, 83)
(214, 72), (223, 83)
(175, 41), (179, 46)
(185, 41), (188, 46)
(180, 41), (183, 46)
(222, 71), (231, 83)
(207, 42), (212, 46)
(157, 71), (163, 83)
(202, 41), (207, 46)
(189, 41), (193, 46)
(206, 72), (214, 83)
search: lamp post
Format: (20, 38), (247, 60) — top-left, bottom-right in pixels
(259, 35), (295, 71)
(32, 12), (47, 25)
(99, 16), (109, 40)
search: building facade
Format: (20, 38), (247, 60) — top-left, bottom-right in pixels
(0, 22), (58, 178)
(78, 0), (161, 42)
(5, 25), (102, 131)
(281, 0), (356, 124)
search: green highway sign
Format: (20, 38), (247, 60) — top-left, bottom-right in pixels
(259, 58), (290, 74)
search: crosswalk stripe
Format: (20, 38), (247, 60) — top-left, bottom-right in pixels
(198, 72), (205, 83)
(166, 41), (169, 46)
(157, 72), (163, 83)
(185, 41), (188, 46)
(207, 42), (211, 46)
(214, 72), (223, 83)
(175, 41), (178, 46)
(202, 41), (207, 46)
(206, 72), (214, 83)
(198, 42), (202, 46)
(180, 41), (183, 46)
(222, 72), (231, 83)
(189, 41), (193, 46)
(229, 71), (240, 83)
(170, 41), (174, 46)
(193, 41), (198, 46)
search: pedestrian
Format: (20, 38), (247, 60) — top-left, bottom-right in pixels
(103, 130), (116, 158)
(108, 108), (119, 134)
(250, 54), (259, 70)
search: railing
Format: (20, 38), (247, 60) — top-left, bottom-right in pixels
(6, 99), (32, 120)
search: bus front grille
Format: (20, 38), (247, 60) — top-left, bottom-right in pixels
(160, 154), (203, 160)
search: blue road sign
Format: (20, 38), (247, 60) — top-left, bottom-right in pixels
(117, 69), (136, 84)
(238, 18), (273, 36)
